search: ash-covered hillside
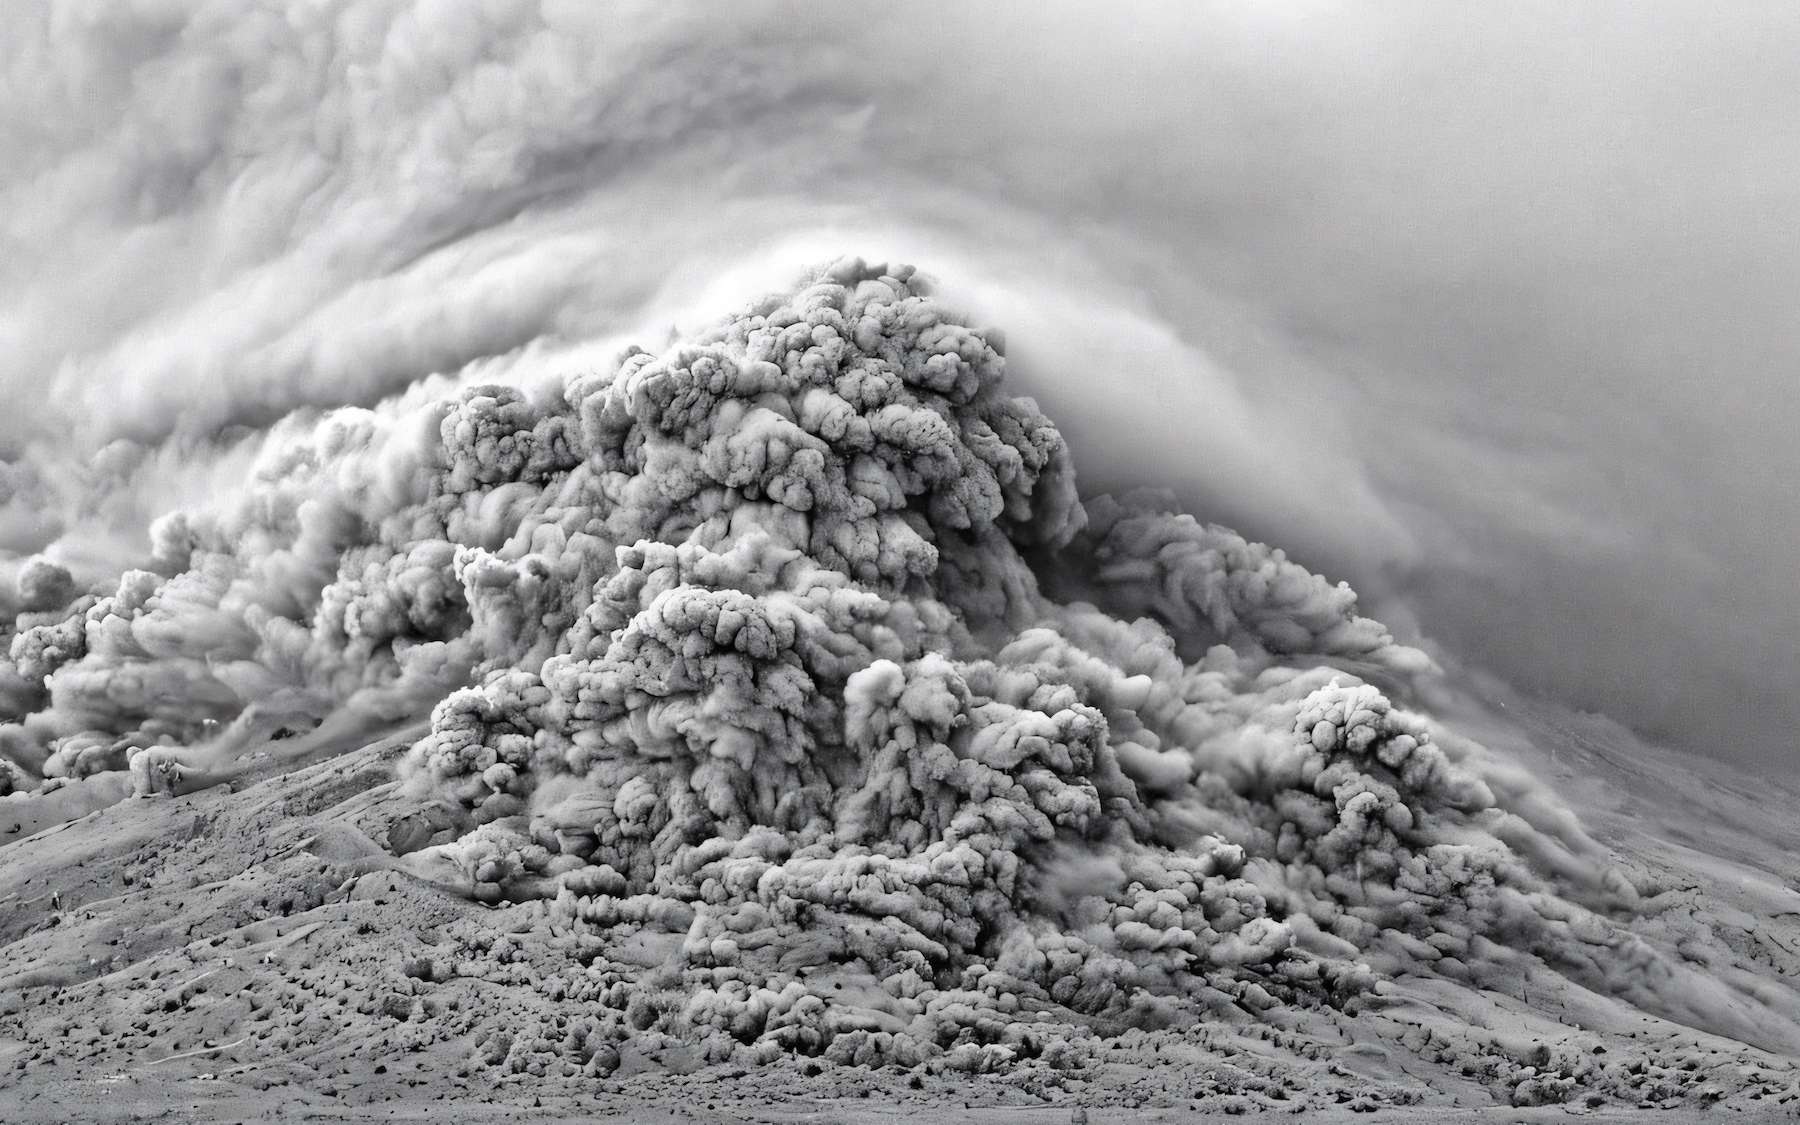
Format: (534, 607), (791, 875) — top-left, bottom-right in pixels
(1, 262), (1797, 1118)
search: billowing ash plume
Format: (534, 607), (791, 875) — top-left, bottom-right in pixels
(2, 261), (1795, 1068)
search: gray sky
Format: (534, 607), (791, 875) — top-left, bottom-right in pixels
(2, 1), (1795, 768)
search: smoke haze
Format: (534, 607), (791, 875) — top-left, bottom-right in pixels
(2, 0), (1794, 775)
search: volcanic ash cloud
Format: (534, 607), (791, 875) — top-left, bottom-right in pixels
(3, 259), (1795, 1070)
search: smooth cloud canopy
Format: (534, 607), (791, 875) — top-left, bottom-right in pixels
(0, 4), (1792, 763)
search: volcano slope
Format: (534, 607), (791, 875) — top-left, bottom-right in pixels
(0, 260), (1797, 1120)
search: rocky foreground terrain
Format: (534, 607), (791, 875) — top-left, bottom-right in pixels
(4, 684), (1796, 1123)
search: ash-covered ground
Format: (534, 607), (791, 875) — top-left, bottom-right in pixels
(2, 264), (1798, 1121)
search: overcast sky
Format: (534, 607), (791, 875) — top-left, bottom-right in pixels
(2, 1), (1795, 768)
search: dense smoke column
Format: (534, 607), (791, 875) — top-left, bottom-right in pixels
(3, 259), (1794, 1069)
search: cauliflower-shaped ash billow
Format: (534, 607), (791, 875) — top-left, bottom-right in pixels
(377, 262), (1719, 1069)
(4, 258), (1781, 1073)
